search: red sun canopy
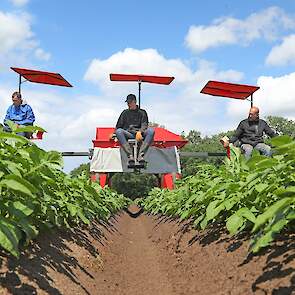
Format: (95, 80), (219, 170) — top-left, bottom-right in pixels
(110, 73), (174, 85)
(200, 80), (259, 100)
(11, 67), (72, 87)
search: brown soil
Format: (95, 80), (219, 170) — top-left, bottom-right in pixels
(0, 206), (294, 295)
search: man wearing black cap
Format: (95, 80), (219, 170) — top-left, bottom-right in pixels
(115, 93), (155, 164)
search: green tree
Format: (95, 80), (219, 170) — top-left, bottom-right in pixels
(70, 162), (90, 178)
(266, 116), (295, 138)
(180, 130), (234, 177)
(111, 173), (158, 200)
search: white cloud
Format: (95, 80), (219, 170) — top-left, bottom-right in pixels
(226, 72), (295, 121)
(185, 6), (295, 52)
(0, 11), (34, 54)
(0, 10), (50, 67)
(84, 48), (243, 136)
(84, 48), (193, 87)
(266, 34), (295, 66)
(0, 48), (245, 171)
(34, 48), (51, 61)
(1, 48), (243, 149)
(9, 0), (29, 7)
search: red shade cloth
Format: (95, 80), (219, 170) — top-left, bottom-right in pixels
(11, 67), (72, 87)
(201, 80), (259, 100)
(110, 73), (174, 85)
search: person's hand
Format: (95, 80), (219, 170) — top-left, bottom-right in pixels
(223, 141), (229, 148)
(136, 131), (143, 141)
(220, 136), (229, 148)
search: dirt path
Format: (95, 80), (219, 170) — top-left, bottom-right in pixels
(0, 206), (294, 295)
(98, 207), (174, 295)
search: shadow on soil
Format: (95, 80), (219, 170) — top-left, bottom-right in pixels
(153, 213), (295, 295)
(0, 215), (120, 295)
(246, 234), (295, 295)
(125, 206), (144, 218)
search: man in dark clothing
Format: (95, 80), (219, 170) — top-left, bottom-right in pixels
(222, 106), (276, 159)
(115, 94), (155, 163)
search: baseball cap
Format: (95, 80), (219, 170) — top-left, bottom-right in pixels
(125, 94), (136, 102)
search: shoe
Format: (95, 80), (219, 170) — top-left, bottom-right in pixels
(128, 154), (135, 165)
(137, 152), (145, 164)
(138, 142), (150, 163)
(121, 143), (135, 165)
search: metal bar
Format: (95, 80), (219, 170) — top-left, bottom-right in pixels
(251, 94), (253, 107)
(179, 151), (227, 158)
(61, 152), (90, 157)
(61, 150), (226, 158)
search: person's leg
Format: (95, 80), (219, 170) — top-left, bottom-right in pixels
(138, 128), (155, 162)
(241, 144), (254, 160)
(115, 128), (134, 145)
(142, 127), (155, 145)
(3, 125), (11, 132)
(16, 125), (27, 137)
(115, 128), (135, 163)
(3, 124), (26, 137)
(255, 143), (272, 157)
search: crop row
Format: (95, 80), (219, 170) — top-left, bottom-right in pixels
(0, 126), (128, 257)
(141, 136), (295, 252)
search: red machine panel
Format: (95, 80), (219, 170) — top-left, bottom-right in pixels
(92, 127), (188, 149)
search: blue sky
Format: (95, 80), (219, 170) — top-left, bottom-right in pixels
(1, 0), (295, 172)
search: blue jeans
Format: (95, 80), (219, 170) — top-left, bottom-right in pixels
(115, 128), (155, 145)
(241, 143), (272, 160)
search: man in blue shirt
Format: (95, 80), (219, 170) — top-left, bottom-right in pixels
(3, 91), (35, 138)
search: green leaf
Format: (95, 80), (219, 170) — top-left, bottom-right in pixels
(14, 125), (46, 134)
(67, 204), (78, 217)
(1, 175), (37, 197)
(286, 210), (295, 220)
(255, 183), (268, 193)
(252, 197), (292, 233)
(1, 160), (24, 177)
(270, 135), (293, 146)
(206, 200), (224, 221)
(200, 217), (208, 230)
(251, 217), (289, 253)
(0, 218), (21, 257)
(236, 207), (256, 223)
(77, 210), (90, 224)
(226, 214), (244, 235)
(0, 131), (29, 143)
(18, 219), (39, 243)
(14, 201), (34, 216)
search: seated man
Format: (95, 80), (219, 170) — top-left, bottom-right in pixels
(115, 93), (155, 164)
(3, 91), (35, 138)
(222, 106), (276, 159)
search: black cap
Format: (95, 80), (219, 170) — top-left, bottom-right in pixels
(125, 93), (136, 102)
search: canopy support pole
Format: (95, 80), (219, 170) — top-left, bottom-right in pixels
(138, 80), (141, 108)
(251, 94), (253, 107)
(18, 74), (21, 94)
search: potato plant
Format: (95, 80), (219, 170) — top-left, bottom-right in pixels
(141, 136), (295, 253)
(0, 126), (128, 257)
